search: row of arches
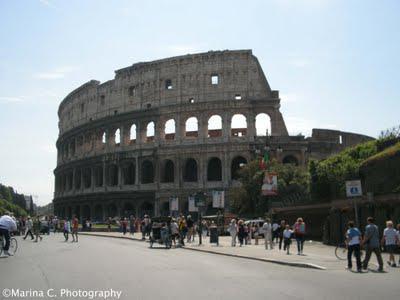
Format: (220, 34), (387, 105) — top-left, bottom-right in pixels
(56, 202), (154, 221)
(102, 113), (271, 144)
(56, 156), (249, 194)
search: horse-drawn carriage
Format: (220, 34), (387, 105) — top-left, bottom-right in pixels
(149, 216), (172, 249)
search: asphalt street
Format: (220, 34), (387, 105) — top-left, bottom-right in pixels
(0, 234), (399, 300)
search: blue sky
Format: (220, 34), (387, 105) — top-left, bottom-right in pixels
(0, 0), (399, 205)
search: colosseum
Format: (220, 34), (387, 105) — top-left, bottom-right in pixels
(53, 49), (373, 220)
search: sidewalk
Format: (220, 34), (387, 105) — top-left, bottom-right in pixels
(80, 232), (394, 271)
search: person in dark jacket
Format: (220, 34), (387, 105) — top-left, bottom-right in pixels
(238, 220), (246, 247)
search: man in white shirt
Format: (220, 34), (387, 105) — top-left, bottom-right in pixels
(262, 218), (273, 250)
(0, 212), (18, 256)
(382, 220), (399, 267)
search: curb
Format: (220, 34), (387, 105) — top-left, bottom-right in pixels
(80, 232), (326, 270)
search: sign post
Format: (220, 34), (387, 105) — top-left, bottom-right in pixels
(345, 180), (363, 227)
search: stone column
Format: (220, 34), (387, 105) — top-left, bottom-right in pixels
(118, 163), (123, 188)
(222, 112), (231, 142)
(103, 161), (107, 190)
(247, 111), (256, 142)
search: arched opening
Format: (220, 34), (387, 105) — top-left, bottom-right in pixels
(160, 202), (170, 216)
(140, 202), (154, 217)
(94, 166), (103, 187)
(67, 207), (72, 219)
(231, 114), (247, 137)
(83, 168), (92, 189)
(114, 128), (121, 145)
(283, 155), (299, 166)
(185, 117), (198, 137)
(82, 205), (91, 220)
(122, 202), (135, 218)
(162, 159), (174, 183)
(146, 121), (155, 142)
(107, 203), (117, 218)
(102, 131), (107, 144)
(141, 160), (154, 184)
(207, 157), (222, 181)
(130, 124), (137, 143)
(256, 113), (272, 136)
(164, 119), (176, 140)
(75, 169), (82, 190)
(208, 115), (222, 138)
(231, 156), (247, 180)
(183, 158), (198, 182)
(94, 205), (103, 222)
(123, 162), (136, 185)
(108, 164), (119, 186)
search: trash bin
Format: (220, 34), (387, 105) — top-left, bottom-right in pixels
(209, 227), (219, 245)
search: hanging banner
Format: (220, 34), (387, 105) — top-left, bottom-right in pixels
(188, 195), (198, 212)
(261, 171), (278, 196)
(169, 196), (179, 212)
(212, 190), (225, 208)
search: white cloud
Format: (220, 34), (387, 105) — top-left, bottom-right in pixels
(280, 93), (301, 103)
(0, 96), (24, 103)
(39, 0), (55, 8)
(33, 66), (79, 80)
(285, 115), (337, 137)
(288, 58), (310, 68)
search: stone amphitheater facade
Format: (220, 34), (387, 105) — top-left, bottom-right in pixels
(53, 50), (373, 220)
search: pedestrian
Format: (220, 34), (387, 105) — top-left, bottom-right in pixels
(201, 220), (208, 238)
(63, 219), (71, 241)
(361, 217), (384, 272)
(262, 218), (273, 250)
(52, 216), (59, 234)
(170, 218), (179, 247)
(186, 215), (194, 243)
(238, 220), (246, 247)
(345, 221), (362, 272)
(278, 220), (286, 250)
(283, 224), (293, 255)
(107, 217), (112, 232)
(294, 217), (306, 255)
(272, 221), (279, 243)
(71, 215), (79, 242)
(129, 216), (135, 236)
(33, 216), (43, 242)
(23, 216), (34, 240)
(122, 217), (128, 235)
(228, 219), (237, 247)
(382, 220), (398, 267)
(178, 216), (186, 246)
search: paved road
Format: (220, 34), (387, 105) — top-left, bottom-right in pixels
(0, 234), (399, 300)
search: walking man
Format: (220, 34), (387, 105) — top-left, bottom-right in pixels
(382, 220), (399, 267)
(262, 218), (273, 250)
(345, 221), (362, 272)
(23, 216), (34, 240)
(362, 217), (384, 272)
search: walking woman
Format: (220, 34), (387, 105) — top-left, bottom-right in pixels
(294, 217), (306, 255)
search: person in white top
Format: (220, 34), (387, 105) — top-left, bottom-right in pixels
(381, 220), (399, 267)
(23, 216), (34, 240)
(262, 218), (273, 250)
(0, 212), (18, 256)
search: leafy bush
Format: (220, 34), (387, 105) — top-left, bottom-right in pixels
(0, 198), (28, 217)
